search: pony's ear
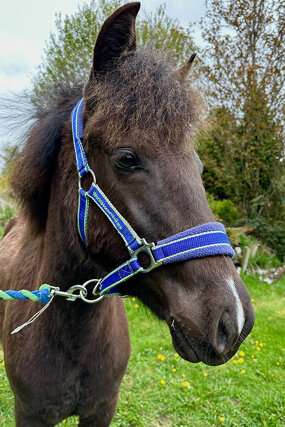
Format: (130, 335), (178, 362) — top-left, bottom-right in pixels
(173, 53), (197, 81)
(90, 2), (140, 77)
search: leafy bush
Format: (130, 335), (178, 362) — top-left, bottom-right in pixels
(207, 193), (241, 225)
(251, 251), (282, 269)
(227, 229), (282, 269)
(236, 233), (256, 249)
(250, 218), (285, 261)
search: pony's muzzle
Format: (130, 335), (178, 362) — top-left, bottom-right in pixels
(167, 275), (255, 366)
(210, 310), (240, 355)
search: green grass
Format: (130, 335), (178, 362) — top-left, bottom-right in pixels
(0, 275), (284, 426)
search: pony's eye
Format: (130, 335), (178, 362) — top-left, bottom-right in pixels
(113, 148), (142, 171)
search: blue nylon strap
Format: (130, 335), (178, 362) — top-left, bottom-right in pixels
(152, 222), (235, 264)
(78, 190), (89, 245)
(71, 98), (90, 177)
(71, 99), (142, 252)
(87, 184), (142, 252)
(100, 258), (142, 294)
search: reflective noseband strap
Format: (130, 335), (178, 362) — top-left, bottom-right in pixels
(71, 99), (234, 298)
(153, 222), (234, 264)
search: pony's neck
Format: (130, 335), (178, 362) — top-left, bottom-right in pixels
(37, 188), (100, 293)
(31, 196), (112, 326)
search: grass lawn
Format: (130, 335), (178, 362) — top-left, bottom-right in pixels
(0, 275), (284, 426)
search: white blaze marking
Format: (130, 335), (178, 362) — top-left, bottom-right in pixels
(227, 278), (245, 334)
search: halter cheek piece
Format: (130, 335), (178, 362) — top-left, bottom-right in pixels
(71, 98), (235, 301)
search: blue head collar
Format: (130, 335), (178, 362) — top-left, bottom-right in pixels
(71, 99), (235, 300)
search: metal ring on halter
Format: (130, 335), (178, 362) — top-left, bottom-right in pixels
(130, 239), (162, 273)
(78, 279), (105, 304)
(78, 168), (97, 189)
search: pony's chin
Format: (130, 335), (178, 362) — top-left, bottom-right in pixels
(171, 334), (200, 363)
(170, 327), (236, 366)
(170, 326), (201, 363)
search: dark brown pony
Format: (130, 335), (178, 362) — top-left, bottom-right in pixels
(0, 3), (254, 426)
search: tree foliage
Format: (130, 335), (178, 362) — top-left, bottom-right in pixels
(197, 0), (285, 256)
(200, 0), (285, 117)
(32, 0), (195, 103)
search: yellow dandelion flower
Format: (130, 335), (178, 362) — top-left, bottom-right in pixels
(134, 304), (139, 309)
(260, 343), (264, 347)
(233, 360), (238, 364)
(174, 353), (179, 358)
(253, 358), (257, 362)
(220, 417), (225, 422)
(237, 358), (244, 363)
(251, 298), (255, 302)
(276, 362), (280, 366)
(204, 372), (208, 377)
(182, 373), (186, 378)
(157, 354), (166, 360)
(160, 379), (165, 385)
(240, 351), (245, 356)
(241, 369), (246, 375)
(255, 341), (259, 345)
(62, 420), (66, 424)
(1, 361), (4, 367)
(250, 340), (254, 344)
(182, 381), (190, 387)
(172, 368), (176, 372)
(257, 347), (261, 351)
(132, 297), (136, 301)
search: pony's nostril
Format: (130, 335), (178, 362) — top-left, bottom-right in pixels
(212, 311), (238, 355)
(215, 317), (228, 354)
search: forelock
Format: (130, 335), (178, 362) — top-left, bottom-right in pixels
(84, 49), (204, 149)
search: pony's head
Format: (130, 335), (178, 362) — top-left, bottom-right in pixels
(12, 2), (254, 366)
(81, 2), (254, 365)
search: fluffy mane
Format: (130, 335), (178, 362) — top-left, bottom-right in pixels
(10, 86), (83, 228)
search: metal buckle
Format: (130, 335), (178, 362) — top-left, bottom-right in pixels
(131, 239), (162, 273)
(49, 284), (87, 301)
